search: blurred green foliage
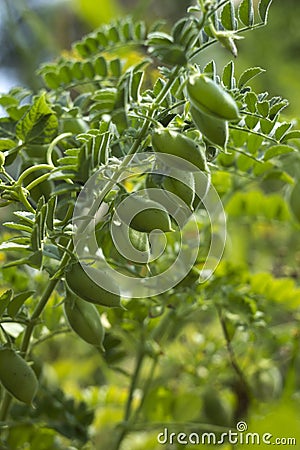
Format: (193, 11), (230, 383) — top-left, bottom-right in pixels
(0, 1), (299, 449)
(1, 0), (299, 117)
(1, 0), (300, 116)
(235, 0), (300, 117)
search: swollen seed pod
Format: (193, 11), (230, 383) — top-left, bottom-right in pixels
(187, 74), (240, 121)
(190, 106), (228, 148)
(106, 222), (151, 265)
(64, 294), (105, 349)
(152, 129), (208, 172)
(146, 171), (193, 226)
(120, 225), (151, 263)
(0, 348), (38, 404)
(251, 365), (282, 402)
(202, 388), (232, 427)
(192, 170), (211, 211)
(174, 267), (199, 288)
(162, 169), (195, 208)
(117, 195), (173, 233)
(65, 262), (121, 308)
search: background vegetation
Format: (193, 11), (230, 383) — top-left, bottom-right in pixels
(0, 1), (299, 449)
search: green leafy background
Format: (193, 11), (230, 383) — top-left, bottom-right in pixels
(0, 1), (299, 449)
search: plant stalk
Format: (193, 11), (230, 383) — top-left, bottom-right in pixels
(0, 66), (180, 429)
(0, 246), (72, 421)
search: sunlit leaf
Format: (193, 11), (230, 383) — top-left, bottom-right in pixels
(238, 67), (265, 88)
(264, 144), (295, 161)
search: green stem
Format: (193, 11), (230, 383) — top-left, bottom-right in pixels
(0, 167), (15, 184)
(113, 347), (145, 450)
(113, 308), (175, 450)
(46, 132), (72, 166)
(17, 164), (54, 186)
(131, 356), (158, 422)
(189, 22), (265, 60)
(0, 66), (179, 428)
(216, 306), (250, 393)
(125, 350), (144, 422)
(20, 278), (59, 355)
(77, 68), (180, 237)
(31, 327), (71, 348)
(229, 124), (278, 144)
(0, 392), (12, 422)
(18, 186), (35, 213)
(227, 145), (262, 163)
(25, 173), (51, 191)
(0, 246), (73, 421)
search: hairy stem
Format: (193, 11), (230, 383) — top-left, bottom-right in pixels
(217, 307), (253, 420)
(113, 307), (176, 450)
(113, 347), (145, 450)
(0, 66), (179, 430)
(216, 306), (251, 398)
(0, 246), (72, 421)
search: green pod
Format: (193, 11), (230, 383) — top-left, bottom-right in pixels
(145, 172), (194, 227)
(190, 106), (228, 148)
(64, 294), (105, 349)
(145, 172), (170, 206)
(193, 170), (211, 210)
(187, 74), (240, 121)
(174, 267), (199, 288)
(0, 348), (38, 404)
(162, 169), (195, 208)
(100, 223), (151, 265)
(251, 365), (282, 402)
(65, 262), (121, 308)
(202, 388), (232, 427)
(114, 223), (151, 264)
(146, 171), (195, 208)
(117, 195), (173, 233)
(152, 129), (208, 172)
(145, 172), (164, 191)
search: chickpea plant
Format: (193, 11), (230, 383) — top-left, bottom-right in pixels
(1, 0), (300, 449)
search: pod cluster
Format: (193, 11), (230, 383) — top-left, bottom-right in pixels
(62, 74), (238, 310)
(187, 73), (240, 149)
